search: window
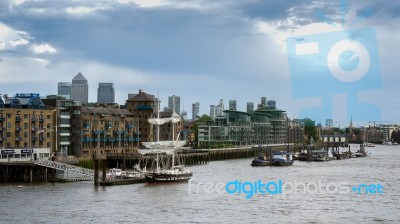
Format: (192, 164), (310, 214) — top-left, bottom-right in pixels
(24, 123), (28, 129)
(24, 114), (28, 119)
(24, 132), (28, 137)
(47, 132), (50, 138)
(7, 122), (11, 128)
(47, 115), (51, 119)
(7, 114), (11, 118)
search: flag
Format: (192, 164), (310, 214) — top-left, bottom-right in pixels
(37, 129), (45, 134)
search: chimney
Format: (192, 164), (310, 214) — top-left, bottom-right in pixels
(139, 89), (142, 94)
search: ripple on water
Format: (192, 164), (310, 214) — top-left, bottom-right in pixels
(1, 146), (400, 223)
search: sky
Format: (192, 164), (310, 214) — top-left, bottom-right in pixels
(0, 0), (399, 127)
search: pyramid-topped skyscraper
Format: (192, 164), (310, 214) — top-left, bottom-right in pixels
(71, 72), (88, 105)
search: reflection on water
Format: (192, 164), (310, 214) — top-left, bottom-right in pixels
(1, 145), (400, 223)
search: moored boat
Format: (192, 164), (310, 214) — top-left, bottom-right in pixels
(136, 95), (192, 184)
(271, 152), (294, 166)
(251, 156), (270, 166)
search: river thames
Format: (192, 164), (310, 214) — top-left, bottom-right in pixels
(1, 145), (399, 224)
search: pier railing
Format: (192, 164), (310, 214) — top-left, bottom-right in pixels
(34, 159), (98, 181)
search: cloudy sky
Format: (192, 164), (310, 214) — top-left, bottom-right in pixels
(0, 0), (399, 126)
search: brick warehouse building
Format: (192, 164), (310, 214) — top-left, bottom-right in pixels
(70, 105), (140, 159)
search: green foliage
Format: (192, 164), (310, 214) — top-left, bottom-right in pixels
(331, 127), (344, 134)
(304, 117), (318, 142)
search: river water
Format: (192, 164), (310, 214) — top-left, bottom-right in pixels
(1, 145), (399, 224)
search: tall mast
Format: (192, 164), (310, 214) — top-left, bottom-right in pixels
(171, 95), (175, 169)
(172, 95), (175, 141)
(156, 92), (160, 143)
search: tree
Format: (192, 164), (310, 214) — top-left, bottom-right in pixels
(304, 118), (318, 143)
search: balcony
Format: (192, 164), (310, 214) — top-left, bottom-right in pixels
(39, 137), (46, 141)
(94, 138), (102, 142)
(0, 117), (4, 122)
(136, 105), (155, 110)
(122, 131), (128, 135)
(82, 138), (93, 142)
(126, 124), (134, 129)
(15, 137), (22, 141)
(0, 127), (5, 131)
(116, 138), (122, 141)
(105, 125), (112, 130)
(128, 137), (140, 142)
(93, 130), (104, 135)
(31, 117), (37, 122)
(32, 137), (38, 141)
(15, 126), (21, 132)
(39, 117), (45, 122)
(83, 124), (90, 129)
(15, 117), (22, 122)
(114, 131), (123, 135)
(31, 127), (37, 132)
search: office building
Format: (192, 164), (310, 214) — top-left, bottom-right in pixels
(192, 102), (199, 120)
(168, 95), (180, 114)
(97, 83), (115, 104)
(247, 102), (254, 113)
(210, 105), (216, 118)
(57, 82), (71, 99)
(229, 100), (237, 111)
(198, 97), (288, 148)
(70, 72), (88, 105)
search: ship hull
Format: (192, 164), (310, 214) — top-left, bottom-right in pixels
(145, 172), (193, 183)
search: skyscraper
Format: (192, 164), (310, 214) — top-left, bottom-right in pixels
(247, 102), (254, 113)
(70, 72), (88, 105)
(210, 105), (216, 118)
(215, 99), (224, 117)
(168, 95), (180, 114)
(97, 83), (115, 104)
(192, 102), (199, 120)
(229, 100), (237, 111)
(58, 82), (71, 99)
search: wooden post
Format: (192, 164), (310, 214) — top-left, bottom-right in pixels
(94, 159), (99, 186)
(102, 159), (107, 183)
(29, 167), (32, 183)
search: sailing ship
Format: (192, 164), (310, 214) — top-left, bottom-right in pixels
(135, 96), (193, 183)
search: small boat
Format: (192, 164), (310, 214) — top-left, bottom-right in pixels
(327, 149), (336, 160)
(251, 156), (270, 166)
(106, 168), (144, 180)
(314, 153), (328, 162)
(292, 152), (300, 160)
(382, 141), (393, 145)
(366, 142), (375, 147)
(298, 152), (309, 161)
(107, 168), (122, 179)
(271, 152), (294, 166)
